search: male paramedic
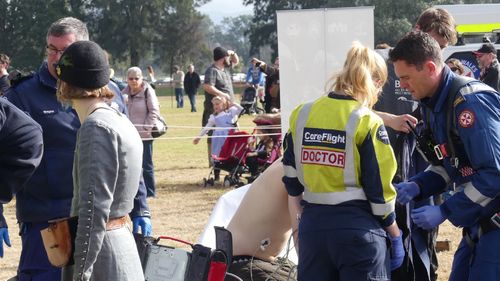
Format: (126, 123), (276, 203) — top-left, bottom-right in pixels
(391, 31), (500, 281)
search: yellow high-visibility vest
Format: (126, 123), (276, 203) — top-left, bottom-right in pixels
(285, 95), (397, 216)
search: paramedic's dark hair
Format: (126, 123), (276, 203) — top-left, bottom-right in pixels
(389, 31), (443, 71)
(416, 8), (457, 45)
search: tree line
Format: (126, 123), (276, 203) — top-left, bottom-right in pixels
(0, 0), (251, 78)
(1, 0), (498, 78)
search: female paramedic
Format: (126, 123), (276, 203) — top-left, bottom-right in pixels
(282, 41), (404, 281)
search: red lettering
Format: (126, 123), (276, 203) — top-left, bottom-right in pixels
(337, 153), (344, 167)
(303, 150), (309, 161)
(301, 148), (345, 168)
(329, 152), (336, 164)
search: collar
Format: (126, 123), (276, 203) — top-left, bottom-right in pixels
(213, 63), (225, 71)
(420, 66), (455, 113)
(487, 59), (499, 71)
(327, 91), (356, 101)
(38, 61), (58, 90)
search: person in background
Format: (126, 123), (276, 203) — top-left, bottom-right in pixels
(122, 66), (160, 198)
(172, 65), (185, 108)
(184, 64), (201, 112)
(251, 57), (280, 113)
(245, 62), (265, 110)
(0, 53), (10, 95)
(202, 46), (239, 166)
(375, 43), (391, 49)
(391, 30), (500, 281)
(0, 98), (43, 258)
(446, 58), (465, 76)
(245, 117), (280, 182)
(473, 43), (500, 91)
(193, 96), (243, 182)
(56, 40), (144, 281)
(283, 42), (404, 280)
(3, 17), (151, 281)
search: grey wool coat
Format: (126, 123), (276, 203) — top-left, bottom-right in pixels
(62, 107), (144, 281)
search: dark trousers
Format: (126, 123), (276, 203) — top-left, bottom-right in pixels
(186, 89), (197, 112)
(18, 222), (61, 281)
(449, 228), (500, 281)
(175, 88), (184, 108)
(142, 140), (155, 197)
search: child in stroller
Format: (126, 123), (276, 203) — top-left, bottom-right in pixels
(240, 86), (264, 115)
(245, 114), (282, 183)
(205, 113), (281, 187)
(193, 96), (243, 181)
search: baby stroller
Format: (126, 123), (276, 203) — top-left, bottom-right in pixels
(203, 130), (252, 187)
(244, 118), (282, 183)
(203, 117), (282, 187)
(240, 86), (264, 115)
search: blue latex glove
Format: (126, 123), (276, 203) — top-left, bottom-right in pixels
(411, 205), (446, 230)
(0, 228), (11, 258)
(389, 230), (404, 270)
(132, 216), (152, 236)
(395, 181), (420, 205)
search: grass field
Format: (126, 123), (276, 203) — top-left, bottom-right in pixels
(0, 94), (462, 280)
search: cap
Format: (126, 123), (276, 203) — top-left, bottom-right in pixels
(56, 41), (110, 89)
(213, 46), (228, 61)
(473, 43), (496, 55)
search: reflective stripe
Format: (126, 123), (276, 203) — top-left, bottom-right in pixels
(303, 187), (367, 205)
(344, 107), (369, 188)
(425, 165), (451, 184)
(459, 82), (496, 96)
(370, 199), (396, 216)
(463, 182), (493, 207)
(283, 164), (297, 178)
(294, 101), (314, 185)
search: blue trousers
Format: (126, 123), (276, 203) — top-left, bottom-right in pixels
(18, 222), (61, 281)
(175, 88), (184, 108)
(449, 228), (500, 281)
(186, 89), (197, 112)
(142, 140), (155, 197)
(298, 204), (390, 281)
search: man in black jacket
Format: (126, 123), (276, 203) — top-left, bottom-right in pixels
(184, 64), (201, 112)
(474, 43), (500, 91)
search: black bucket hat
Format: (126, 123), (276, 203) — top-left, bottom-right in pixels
(56, 40), (110, 89)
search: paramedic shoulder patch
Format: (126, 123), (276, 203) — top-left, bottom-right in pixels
(458, 110), (475, 128)
(376, 125), (390, 145)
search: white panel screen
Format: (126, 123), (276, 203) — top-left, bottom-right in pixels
(277, 7), (374, 133)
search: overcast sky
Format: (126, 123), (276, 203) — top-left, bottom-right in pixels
(197, 0), (253, 24)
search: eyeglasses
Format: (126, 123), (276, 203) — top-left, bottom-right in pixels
(450, 67), (458, 72)
(128, 77), (141, 81)
(46, 45), (66, 56)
